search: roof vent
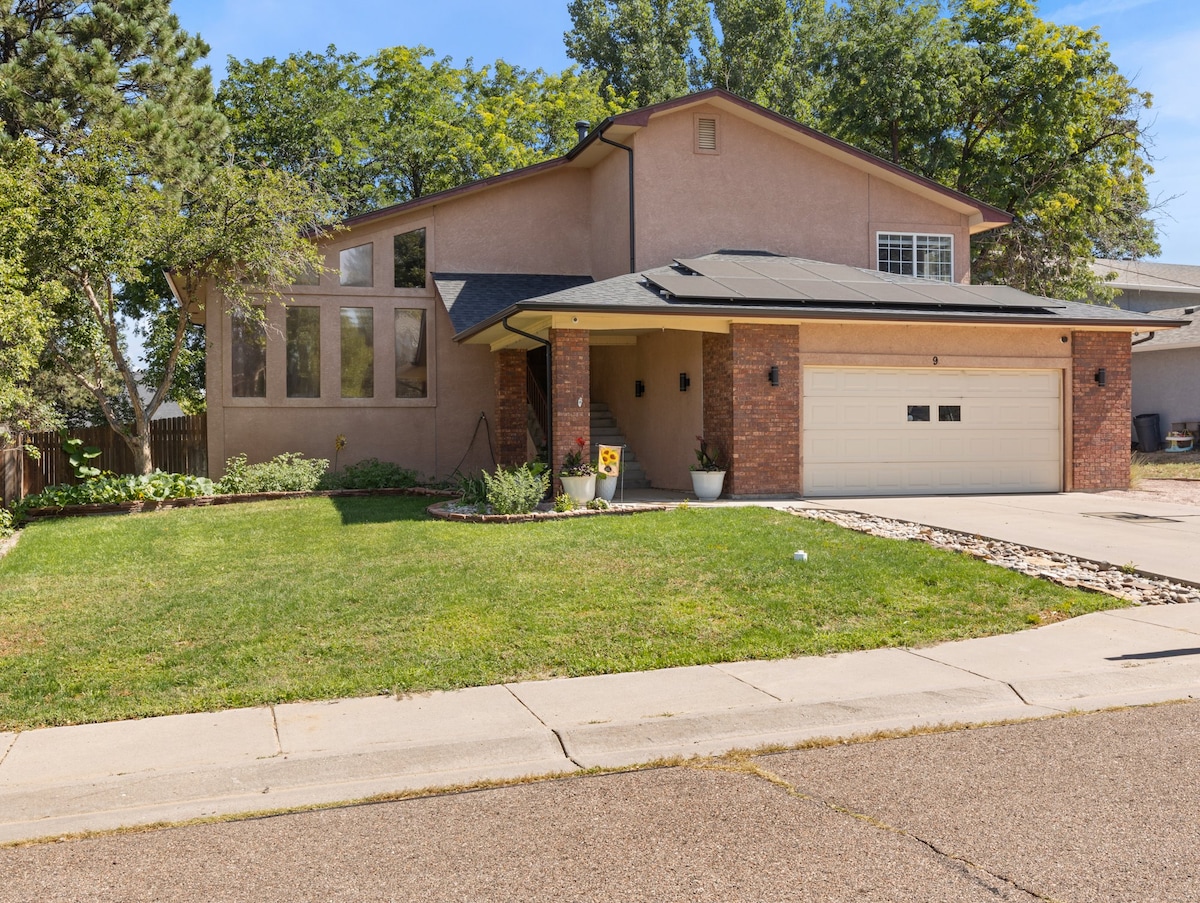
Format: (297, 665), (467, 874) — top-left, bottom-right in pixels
(575, 120), (590, 143)
(696, 116), (718, 153)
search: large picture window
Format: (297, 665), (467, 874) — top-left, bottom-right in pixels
(877, 233), (953, 282)
(341, 307), (374, 398)
(339, 243), (373, 287)
(230, 307), (266, 398)
(395, 309), (428, 398)
(394, 228), (426, 289)
(286, 307), (321, 397)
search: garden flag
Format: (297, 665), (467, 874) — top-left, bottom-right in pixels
(598, 445), (621, 479)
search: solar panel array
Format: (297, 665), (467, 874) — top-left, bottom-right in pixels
(641, 256), (1063, 310)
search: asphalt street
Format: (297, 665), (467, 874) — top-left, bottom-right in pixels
(3, 701), (1196, 903)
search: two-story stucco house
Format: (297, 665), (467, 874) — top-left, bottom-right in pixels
(193, 89), (1167, 498)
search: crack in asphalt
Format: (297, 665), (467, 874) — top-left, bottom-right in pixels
(695, 757), (1062, 903)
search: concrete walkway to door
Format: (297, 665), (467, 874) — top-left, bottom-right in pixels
(796, 492), (1200, 585)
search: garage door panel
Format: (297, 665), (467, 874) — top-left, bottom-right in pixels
(803, 366), (1062, 497)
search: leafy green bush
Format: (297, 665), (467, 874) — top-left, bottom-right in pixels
(482, 463), (549, 515)
(17, 472), (215, 513)
(216, 453), (329, 494)
(553, 493), (577, 512)
(456, 472), (488, 507)
(586, 498), (609, 510)
(319, 457), (418, 490)
(0, 506), (15, 538)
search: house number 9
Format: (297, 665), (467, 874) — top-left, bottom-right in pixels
(932, 356), (939, 365)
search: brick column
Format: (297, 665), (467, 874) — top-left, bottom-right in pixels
(550, 328), (590, 491)
(493, 349), (527, 468)
(1072, 331), (1131, 490)
(703, 325), (801, 498)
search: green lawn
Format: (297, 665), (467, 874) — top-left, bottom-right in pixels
(0, 496), (1122, 730)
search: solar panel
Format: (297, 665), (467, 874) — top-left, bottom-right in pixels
(648, 271), (741, 299)
(644, 256), (1065, 310)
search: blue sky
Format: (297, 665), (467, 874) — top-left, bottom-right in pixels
(171, 0), (1199, 263)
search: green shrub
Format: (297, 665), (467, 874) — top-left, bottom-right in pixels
(0, 506), (15, 538)
(216, 453), (328, 494)
(586, 498), (609, 510)
(16, 472), (215, 514)
(319, 457), (418, 490)
(553, 493), (577, 512)
(456, 472), (488, 507)
(482, 463), (549, 515)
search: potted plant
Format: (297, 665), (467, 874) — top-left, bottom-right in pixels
(559, 436), (596, 503)
(689, 435), (726, 501)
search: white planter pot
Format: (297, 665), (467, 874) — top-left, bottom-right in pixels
(690, 470), (726, 501)
(559, 474), (596, 504)
(596, 474), (618, 502)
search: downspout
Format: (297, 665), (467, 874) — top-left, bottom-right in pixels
(599, 130), (636, 274)
(1131, 332), (1156, 346)
(502, 316), (553, 466)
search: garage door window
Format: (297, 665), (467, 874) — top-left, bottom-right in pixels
(907, 405), (930, 422)
(939, 405), (961, 422)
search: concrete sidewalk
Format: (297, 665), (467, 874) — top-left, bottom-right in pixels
(3, 603), (1199, 845)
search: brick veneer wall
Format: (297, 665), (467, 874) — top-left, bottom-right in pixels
(550, 329), (590, 489)
(703, 325), (801, 497)
(1072, 330), (1131, 490)
(493, 349), (527, 467)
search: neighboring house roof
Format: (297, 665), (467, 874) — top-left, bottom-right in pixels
(1092, 259), (1200, 294)
(1130, 305), (1200, 353)
(444, 252), (1179, 344)
(345, 88), (1012, 236)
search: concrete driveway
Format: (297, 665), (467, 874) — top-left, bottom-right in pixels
(802, 492), (1200, 584)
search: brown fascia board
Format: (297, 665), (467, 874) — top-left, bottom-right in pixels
(454, 301), (1177, 343)
(336, 87), (1012, 236)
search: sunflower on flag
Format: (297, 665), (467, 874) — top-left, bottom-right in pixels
(597, 445), (621, 479)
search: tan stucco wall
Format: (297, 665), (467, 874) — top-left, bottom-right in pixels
(433, 168), (593, 274)
(629, 105), (972, 279)
(590, 331), (704, 490)
(206, 273), (495, 481)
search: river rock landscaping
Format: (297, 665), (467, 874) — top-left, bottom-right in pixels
(792, 507), (1200, 606)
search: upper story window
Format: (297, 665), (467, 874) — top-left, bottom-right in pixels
(877, 233), (953, 282)
(339, 243), (374, 287)
(231, 307), (266, 398)
(286, 307), (321, 398)
(394, 228), (427, 289)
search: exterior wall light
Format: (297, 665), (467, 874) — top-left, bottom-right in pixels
(1095, 368), (1107, 387)
(635, 379), (645, 397)
(679, 372), (690, 392)
(768, 365), (780, 387)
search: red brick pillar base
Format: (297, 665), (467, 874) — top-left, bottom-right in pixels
(1072, 331), (1131, 490)
(493, 349), (527, 468)
(703, 325), (801, 497)
(550, 328), (590, 492)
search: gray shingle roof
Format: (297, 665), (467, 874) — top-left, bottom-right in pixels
(434, 273), (593, 333)
(1130, 306), (1200, 351)
(1092, 259), (1200, 293)
(444, 253), (1181, 339)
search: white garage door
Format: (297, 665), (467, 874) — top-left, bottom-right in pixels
(803, 366), (1062, 497)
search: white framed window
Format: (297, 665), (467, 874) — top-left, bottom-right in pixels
(877, 233), (953, 282)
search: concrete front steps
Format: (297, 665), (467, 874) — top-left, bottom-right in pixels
(590, 402), (651, 490)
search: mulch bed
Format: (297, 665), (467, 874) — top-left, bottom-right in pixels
(426, 500), (667, 524)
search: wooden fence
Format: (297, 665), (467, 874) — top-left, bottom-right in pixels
(1, 414), (207, 505)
